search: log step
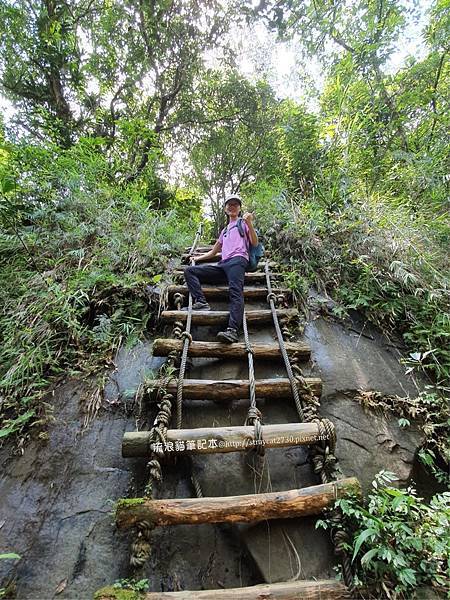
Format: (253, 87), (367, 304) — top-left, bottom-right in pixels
(161, 308), (298, 326)
(115, 477), (361, 528)
(173, 270), (278, 283)
(167, 284), (290, 299)
(181, 253), (267, 264)
(152, 338), (310, 360)
(147, 377), (321, 400)
(184, 246), (214, 252)
(181, 255), (274, 266)
(96, 579), (350, 599)
(122, 422), (324, 457)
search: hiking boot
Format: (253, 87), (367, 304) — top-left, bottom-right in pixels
(181, 300), (210, 311)
(217, 327), (239, 343)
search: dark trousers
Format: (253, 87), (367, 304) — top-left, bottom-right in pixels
(184, 256), (248, 330)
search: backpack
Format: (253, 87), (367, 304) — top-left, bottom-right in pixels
(222, 217), (265, 272)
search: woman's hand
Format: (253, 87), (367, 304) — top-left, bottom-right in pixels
(242, 212), (258, 246)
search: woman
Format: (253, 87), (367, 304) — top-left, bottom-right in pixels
(183, 193), (258, 343)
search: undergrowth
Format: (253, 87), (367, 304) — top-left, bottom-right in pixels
(317, 470), (450, 599)
(246, 180), (449, 480)
(250, 185), (449, 386)
(0, 138), (198, 442)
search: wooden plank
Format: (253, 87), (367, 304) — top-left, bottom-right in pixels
(146, 377), (321, 399)
(167, 285), (290, 299)
(173, 271), (277, 283)
(95, 579), (350, 599)
(181, 255), (273, 266)
(122, 422), (323, 457)
(152, 338), (310, 360)
(161, 308), (298, 326)
(115, 478), (361, 528)
(184, 246), (214, 253)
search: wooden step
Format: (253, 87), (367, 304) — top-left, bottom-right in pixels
(181, 254), (273, 266)
(147, 377), (321, 399)
(173, 270), (278, 283)
(167, 284), (290, 299)
(152, 338), (310, 360)
(96, 579), (350, 599)
(161, 308), (298, 326)
(181, 252), (268, 264)
(122, 422), (323, 457)
(115, 478), (361, 528)
(184, 246), (214, 252)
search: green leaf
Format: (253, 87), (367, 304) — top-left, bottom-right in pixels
(399, 568), (417, 586)
(352, 528), (378, 562)
(0, 553), (20, 560)
(0, 410), (35, 438)
(360, 547), (379, 566)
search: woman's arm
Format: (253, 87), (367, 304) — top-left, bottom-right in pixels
(192, 240), (222, 262)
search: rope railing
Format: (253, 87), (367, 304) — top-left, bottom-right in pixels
(264, 263), (305, 422)
(264, 261), (354, 593)
(243, 311), (264, 456)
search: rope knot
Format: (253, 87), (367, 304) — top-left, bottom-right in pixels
(181, 331), (193, 344)
(173, 292), (185, 309)
(246, 406), (262, 423)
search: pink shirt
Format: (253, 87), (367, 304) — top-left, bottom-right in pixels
(218, 220), (249, 262)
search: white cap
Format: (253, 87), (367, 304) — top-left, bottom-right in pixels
(223, 193), (242, 207)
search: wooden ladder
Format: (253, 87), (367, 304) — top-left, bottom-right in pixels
(98, 245), (361, 600)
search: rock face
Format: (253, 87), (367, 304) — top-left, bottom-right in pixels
(0, 291), (425, 597)
(0, 380), (133, 599)
(304, 303), (424, 493)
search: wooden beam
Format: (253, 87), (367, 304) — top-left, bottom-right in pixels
(152, 338), (310, 360)
(184, 246), (214, 253)
(161, 308), (298, 326)
(173, 271), (277, 283)
(167, 285), (290, 299)
(95, 579), (350, 599)
(115, 478), (361, 528)
(122, 422), (323, 457)
(181, 255), (273, 266)
(147, 377), (321, 399)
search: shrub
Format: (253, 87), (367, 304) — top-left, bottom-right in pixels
(317, 470), (450, 598)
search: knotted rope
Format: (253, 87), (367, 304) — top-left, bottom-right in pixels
(175, 289), (193, 429)
(174, 225), (203, 428)
(129, 224), (203, 569)
(243, 311), (264, 456)
(265, 263), (305, 422)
